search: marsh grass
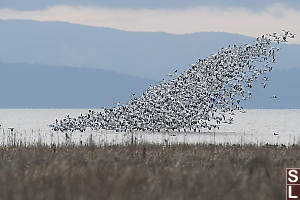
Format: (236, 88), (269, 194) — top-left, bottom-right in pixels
(0, 144), (299, 200)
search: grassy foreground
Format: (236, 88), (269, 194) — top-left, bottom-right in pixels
(0, 144), (299, 200)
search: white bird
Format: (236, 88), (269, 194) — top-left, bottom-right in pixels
(167, 70), (177, 77)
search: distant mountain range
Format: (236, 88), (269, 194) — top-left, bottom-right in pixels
(0, 62), (299, 108)
(0, 63), (156, 108)
(1, 20), (299, 79)
(0, 19), (256, 79)
(0, 19), (299, 108)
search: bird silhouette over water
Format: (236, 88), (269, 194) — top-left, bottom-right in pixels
(50, 30), (295, 133)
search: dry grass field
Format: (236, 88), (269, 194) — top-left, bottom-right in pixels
(0, 143), (299, 200)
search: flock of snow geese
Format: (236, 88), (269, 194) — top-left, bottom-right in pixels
(51, 30), (295, 133)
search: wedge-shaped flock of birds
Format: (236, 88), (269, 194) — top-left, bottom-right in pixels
(51, 30), (295, 133)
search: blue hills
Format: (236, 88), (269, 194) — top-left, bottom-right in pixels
(0, 20), (299, 108)
(0, 62), (299, 108)
(0, 63), (156, 108)
(0, 19), (255, 79)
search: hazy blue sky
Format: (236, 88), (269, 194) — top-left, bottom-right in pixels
(0, 0), (299, 43)
(0, 0), (300, 10)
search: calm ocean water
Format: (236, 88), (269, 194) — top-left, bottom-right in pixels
(0, 109), (299, 146)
